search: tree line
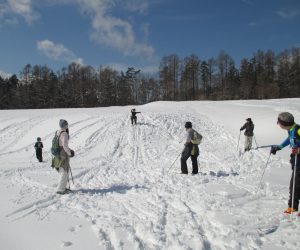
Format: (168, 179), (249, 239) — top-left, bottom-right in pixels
(1, 47), (299, 109)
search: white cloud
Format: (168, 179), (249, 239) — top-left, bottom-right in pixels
(122, 0), (149, 14)
(37, 40), (83, 64)
(2, 0), (155, 60)
(8, 0), (39, 24)
(0, 0), (38, 24)
(276, 9), (300, 19)
(77, 0), (154, 59)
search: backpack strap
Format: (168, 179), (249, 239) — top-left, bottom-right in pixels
(292, 124), (300, 147)
(56, 130), (67, 147)
(295, 125), (300, 139)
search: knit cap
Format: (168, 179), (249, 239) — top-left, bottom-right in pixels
(59, 119), (68, 129)
(277, 112), (294, 127)
(185, 121), (192, 128)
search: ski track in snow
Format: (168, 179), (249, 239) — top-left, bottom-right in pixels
(1, 105), (300, 250)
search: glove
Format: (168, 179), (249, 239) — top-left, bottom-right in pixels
(70, 150), (75, 157)
(292, 148), (300, 155)
(270, 145), (281, 155)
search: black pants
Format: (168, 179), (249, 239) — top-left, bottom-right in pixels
(36, 148), (43, 162)
(181, 146), (198, 174)
(288, 154), (300, 210)
(131, 116), (137, 125)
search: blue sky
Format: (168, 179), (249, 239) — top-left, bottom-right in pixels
(0, 0), (299, 77)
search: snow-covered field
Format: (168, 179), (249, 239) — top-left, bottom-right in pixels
(0, 99), (300, 250)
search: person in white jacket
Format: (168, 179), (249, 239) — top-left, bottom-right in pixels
(56, 119), (74, 195)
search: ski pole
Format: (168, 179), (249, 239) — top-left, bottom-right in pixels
(255, 153), (272, 195)
(237, 131), (241, 151)
(253, 135), (259, 148)
(291, 153), (298, 214)
(254, 145), (275, 150)
(69, 165), (74, 185)
(67, 172), (70, 189)
(167, 152), (181, 173)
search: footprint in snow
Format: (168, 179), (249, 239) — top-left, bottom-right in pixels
(69, 224), (82, 232)
(61, 241), (72, 247)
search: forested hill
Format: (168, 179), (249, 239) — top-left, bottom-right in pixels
(1, 47), (300, 109)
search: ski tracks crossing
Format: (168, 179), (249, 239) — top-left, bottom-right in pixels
(1, 110), (296, 249)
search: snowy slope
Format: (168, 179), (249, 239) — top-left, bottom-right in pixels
(0, 99), (300, 250)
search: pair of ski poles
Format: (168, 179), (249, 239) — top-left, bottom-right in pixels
(255, 147), (299, 214)
(237, 131), (259, 151)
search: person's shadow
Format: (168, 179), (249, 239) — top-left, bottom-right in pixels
(71, 184), (147, 195)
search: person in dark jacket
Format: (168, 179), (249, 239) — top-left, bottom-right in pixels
(34, 137), (43, 162)
(270, 112), (300, 215)
(240, 118), (254, 152)
(181, 121), (199, 175)
(131, 108), (141, 125)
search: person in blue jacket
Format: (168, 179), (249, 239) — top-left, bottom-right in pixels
(271, 112), (300, 214)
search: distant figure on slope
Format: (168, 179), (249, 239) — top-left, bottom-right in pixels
(180, 121), (202, 175)
(131, 108), (141, 125)
(34, 137), (43, 162)
(53, 119), (75, 195)
(270, 112), (300, 215)
(240, 118), (254, 152)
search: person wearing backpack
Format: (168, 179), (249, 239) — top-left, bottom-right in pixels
(240, 118), (254, 152)
(53, 119), (75, 195)
(270, 112), (300, 215)
(180, 121), (201, 175)
(131, 108), (141, 125)
(34, 137), (43, 162)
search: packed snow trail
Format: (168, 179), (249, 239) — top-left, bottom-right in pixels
(1, 100), (300, 250)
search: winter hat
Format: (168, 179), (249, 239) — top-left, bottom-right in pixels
(185, 121), (192, 129)
(277, 112), (294, 127)
(37, 137), (41, 141)
(246, 118), (252, 122)
(59, 119), (68, 129)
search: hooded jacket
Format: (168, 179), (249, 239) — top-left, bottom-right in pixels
(240, 121), (254, 136)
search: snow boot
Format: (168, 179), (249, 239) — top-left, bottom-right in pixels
(56, 189), (70, 195)
(284, 207), (297, 214)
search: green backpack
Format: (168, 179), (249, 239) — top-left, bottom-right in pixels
(51, 131), (63, 169)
